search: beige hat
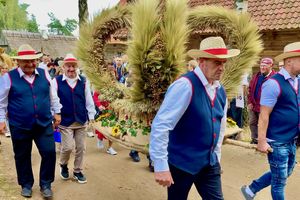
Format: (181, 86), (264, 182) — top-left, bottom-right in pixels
(58, 53), (79, 67)
(275, 42), (300, 62)
(11, 44), (42, 60)
(187, 36), (240, 59)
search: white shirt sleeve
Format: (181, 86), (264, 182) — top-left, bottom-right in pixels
(47, 73), (62, 114)
(85, 80), (96, 120)
(150, 78), (192, 172)
(214, 99), (228, 162)
(0, 74), (10, 122)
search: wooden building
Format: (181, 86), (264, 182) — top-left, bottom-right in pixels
(115, 0), (300, 71)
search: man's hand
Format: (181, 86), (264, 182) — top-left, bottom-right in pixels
(154, 171), (174, 187)
(247, 103), (253, 110)
(53, 114), (61, 127)
(257, 140), (271, 154)
(0, 122), (6, 135)
(99, 106), (106, 111)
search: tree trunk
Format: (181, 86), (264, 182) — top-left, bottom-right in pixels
(78, 0), (88, 29)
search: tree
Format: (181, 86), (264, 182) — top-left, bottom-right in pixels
(47, 12), (78, 36)
(0, 0), (28, 30)
(78, 0), (88, 28)
(27, 14), (39, 32)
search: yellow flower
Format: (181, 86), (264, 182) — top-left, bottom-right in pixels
(111, 126), (121, 137)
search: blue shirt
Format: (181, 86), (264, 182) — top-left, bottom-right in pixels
(261, 68), (298, 107)
(149, 66), (228, 172)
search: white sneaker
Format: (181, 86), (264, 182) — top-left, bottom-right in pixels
(106, 147), (117, 155)
(86, 131), (94, 137)
(4, 132), (11, 137)
(97, 139), (104, 149)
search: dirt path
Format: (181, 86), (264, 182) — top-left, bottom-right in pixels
(0, 135), (299, 200)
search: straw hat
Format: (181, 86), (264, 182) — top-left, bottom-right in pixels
(11, 44), (42, 60)
(58, 53), (79, 67)
(187, 36), (240, 59)
(275, 42), (300, 62)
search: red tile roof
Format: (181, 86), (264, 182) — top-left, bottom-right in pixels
(188, 0), (235, 8)
(248, 0), (300, 31)
(112, 0), (300, 39)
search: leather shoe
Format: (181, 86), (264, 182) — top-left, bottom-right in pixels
(40, 187), (53, 198)
(21, 187), (32, 198)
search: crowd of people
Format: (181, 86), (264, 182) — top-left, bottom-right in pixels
(0, 44), (151, 198)
(0, 36), (300, 200)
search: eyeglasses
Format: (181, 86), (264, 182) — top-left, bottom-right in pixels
(260, 65), (270, 68)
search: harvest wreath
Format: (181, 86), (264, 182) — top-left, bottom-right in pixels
(77, 0), (263, 153)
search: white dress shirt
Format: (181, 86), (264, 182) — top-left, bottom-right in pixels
(52, 74), (96, 121)
(0, 67), (62, 122)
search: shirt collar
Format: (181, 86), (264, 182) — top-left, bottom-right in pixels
(62, 73), (81, 81)
(193, 66), (221, 88)
(279, 67), (294, 80)
(17, 67), (39, 78)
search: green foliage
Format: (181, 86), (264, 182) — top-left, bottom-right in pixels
(27, 14), (39, 32)
(95, 110), (151, 137)
(78, 0), (89, 27)
(0, 0), (28, 30)
(47, 12), (77, 36)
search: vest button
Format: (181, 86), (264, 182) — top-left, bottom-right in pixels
(35, 114), (38, 118)
(213, 133), (217, 138)
(212, 118), (216, 122)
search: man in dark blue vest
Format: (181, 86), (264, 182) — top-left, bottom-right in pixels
(0, 44), (62, 198)
(150, 37), (240, 200)
(54, 53), (96, 184)
(241, 42), (300, 200)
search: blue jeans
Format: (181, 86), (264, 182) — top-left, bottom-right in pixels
(249, 140), (297, 200)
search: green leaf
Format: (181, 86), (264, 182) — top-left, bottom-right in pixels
(109, 121), (117, 127)
(129, 128), (137, 137)
(101, 121), (109, 127)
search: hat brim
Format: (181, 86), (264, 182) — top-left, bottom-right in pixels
(11, 53), (43, 60)
(58, 60), (79, 67)
(187, 49), (240, 59)
(275, 52), (300, 62)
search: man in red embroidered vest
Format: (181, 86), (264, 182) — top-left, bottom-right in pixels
(247, 57), (276, 144)
(0, 44), (62, 198)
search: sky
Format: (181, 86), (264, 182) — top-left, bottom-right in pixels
(19, 0), (120, 35)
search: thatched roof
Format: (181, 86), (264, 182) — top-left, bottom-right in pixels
(0, 30), (77, 58)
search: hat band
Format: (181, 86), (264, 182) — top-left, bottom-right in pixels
(289, 49), (300, 53)
(203, 48), (228, 55)
(18, 50), (36, 56)
(64, 58), (77, 62)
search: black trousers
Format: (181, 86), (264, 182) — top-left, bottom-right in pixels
(168, 162), (224, 200)
(10, 123), (56, 189)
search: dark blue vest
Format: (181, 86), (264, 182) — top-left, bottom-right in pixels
(267, 74), (300, 142)
(56, 75), (88, 126)
(7, 68), (52, 130)
(168, 71), (226, 175)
